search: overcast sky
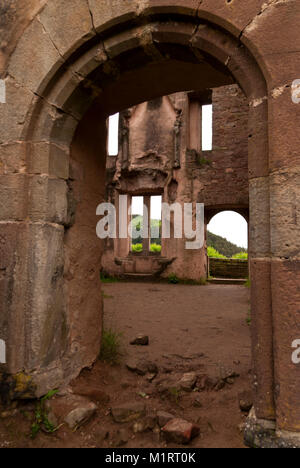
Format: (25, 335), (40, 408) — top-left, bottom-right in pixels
(208, 211), (248, 248)
(109, 112), (248, 249)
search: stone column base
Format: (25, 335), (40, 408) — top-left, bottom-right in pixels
(245, 408), (300, 448)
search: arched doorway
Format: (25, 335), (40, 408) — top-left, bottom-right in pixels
(2, 1), (299, 447)
(207, 210), (248, 281)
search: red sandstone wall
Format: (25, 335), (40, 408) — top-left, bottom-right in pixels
(102, 84), (249, 280)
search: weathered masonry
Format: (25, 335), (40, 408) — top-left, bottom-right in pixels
(0, 0), (300, 448)
(101, 86), (249, 279)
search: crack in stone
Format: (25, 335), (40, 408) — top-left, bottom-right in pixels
(36, 15), (87, 91)
(36, 10), (107, 103)
(86, 0), (97, 36)
(196, 0), (204, 16)
(239, 0), (292, 39)
(7, 70), (80, 124)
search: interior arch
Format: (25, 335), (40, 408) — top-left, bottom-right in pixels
(7, 13), (272, 429)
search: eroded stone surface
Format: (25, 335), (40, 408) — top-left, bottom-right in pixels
(1, 0), (300, 445)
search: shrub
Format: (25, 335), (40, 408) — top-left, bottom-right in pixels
(99, 329), (123, 365)
(100, 272), (119, 283)
(150, 243), (162, 253)
(31, 389), (60, 439)
(168, 273), (179, 284)
(207, 246), (226, 259)
(131, 243), (162, 253)
(232, 252), (248, 260)
(131, 244), (143, 253)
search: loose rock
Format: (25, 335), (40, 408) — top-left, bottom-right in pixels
(179, 372), (197, 392)
(162, 418), (200, 445)
(157, 411), (175, 427)
(130, 335), (149, 346)
(126, 360), (158, 376)
(64, 402), (97, 430)
(192, 397), (203, 408)
(238, 391), (253, 412)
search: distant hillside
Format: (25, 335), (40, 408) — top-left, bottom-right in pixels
(207, 231), (247, 258)
(131, 215), (247, 256)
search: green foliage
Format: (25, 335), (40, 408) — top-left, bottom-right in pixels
(197, 155), (211, 167)
(100, 272), (119, 283)
(168, 387), (182, 405)
(207, 231), (247, 258)
(131, 216), (162, 246)
(244, 278), (251, 288)
(207, 246), (226, 259)
(150, 243), (162, 253)
(31, 389), (59, 439)
(131, 243), (143, 253)
(232, 252), (248, 260)
(131, 243), (162, 253)
(99, 329), (123, 365)
(168, 273), (179, 284)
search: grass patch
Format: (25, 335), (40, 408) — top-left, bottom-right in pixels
(100, 272), (119, 283)
(99, 328), (123, 365)
(244, 278), (251, 288)
(168, 274), (206, 286)
(168, 387), (182, 405)
(168, 273), (179, 284)
(31, 389), (60, 439)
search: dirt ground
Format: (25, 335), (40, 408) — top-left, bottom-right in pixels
(0, 282), (252, 449)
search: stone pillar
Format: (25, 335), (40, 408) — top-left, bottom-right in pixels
(268, 75), (300, 440)
(143, 195), (151, 254)
(248, 101), (275, 423)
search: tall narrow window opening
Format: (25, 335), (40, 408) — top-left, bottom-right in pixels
(108, 113), (119, 156)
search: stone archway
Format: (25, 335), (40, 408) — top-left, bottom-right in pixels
(1, 0), (300, 447)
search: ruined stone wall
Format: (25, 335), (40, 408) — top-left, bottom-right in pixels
(0, 0), (47, 75)
(102, 84), (249, 280)
(209, 258), (249, 279)
(2, 1), (300, 444)
(192, 85), (249, 210)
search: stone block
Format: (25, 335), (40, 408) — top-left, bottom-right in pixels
(38, 0), (94, 58)
(8, 17), (63, 94)
(249, 177), (270, 257)
(28, 175), (68, 224)
(0, 173), (27, 221)
(88, 0), (139, 34)
(270, 171), (300, 258)
(0, 77), (34, 144)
